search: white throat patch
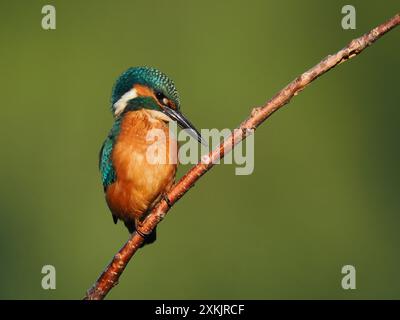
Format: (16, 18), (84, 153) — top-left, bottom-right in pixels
(113, 88), (138, 117)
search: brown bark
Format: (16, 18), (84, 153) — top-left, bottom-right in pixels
(84, 13), (400, 300)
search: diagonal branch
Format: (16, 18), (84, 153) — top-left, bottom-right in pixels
(84, 13), (400, 300)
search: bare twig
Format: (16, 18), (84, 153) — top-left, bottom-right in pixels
(84, 13), (400, 300)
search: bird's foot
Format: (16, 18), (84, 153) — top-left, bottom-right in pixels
(135, 228), (148, 239)
(134, 219), (148, 239)
(162, 193), (172, 208)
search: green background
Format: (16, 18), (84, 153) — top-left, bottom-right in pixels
(0, 0), (399, 299)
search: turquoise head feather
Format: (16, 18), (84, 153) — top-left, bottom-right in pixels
(111, 66), (181, 116)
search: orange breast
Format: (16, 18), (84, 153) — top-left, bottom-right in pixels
(106, 110), (177, 224)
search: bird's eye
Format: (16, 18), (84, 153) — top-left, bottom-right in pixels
(155, 91), (165, 101)
(156, 91), (169, 106)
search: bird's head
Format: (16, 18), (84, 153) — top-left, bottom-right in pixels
(111, 66), (204, 144)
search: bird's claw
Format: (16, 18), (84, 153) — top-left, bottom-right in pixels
(163, 193), (172, 208)
(135, 228), (148, 239)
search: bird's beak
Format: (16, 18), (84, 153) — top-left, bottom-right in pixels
(162, 106), (207, 146)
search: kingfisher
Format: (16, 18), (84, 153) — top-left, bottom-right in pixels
(99, 67), (203, 246)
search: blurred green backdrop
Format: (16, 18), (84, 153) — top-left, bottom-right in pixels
(0, 0), (399, 299)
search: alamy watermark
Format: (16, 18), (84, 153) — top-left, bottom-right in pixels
(341, 265), (356, 290)
(341, 5), (356, 30)
(145, 121), (255, 175)
(41, 265), (56, 290)
(41, 5), (56, 30)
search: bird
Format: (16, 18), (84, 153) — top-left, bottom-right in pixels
(99, 67), (204, 246)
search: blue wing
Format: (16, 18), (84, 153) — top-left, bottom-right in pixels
(99, 137), (116, 191)
(99, 119), (122, 191)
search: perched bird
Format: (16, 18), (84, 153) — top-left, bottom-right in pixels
(99, 67), (203, 246)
